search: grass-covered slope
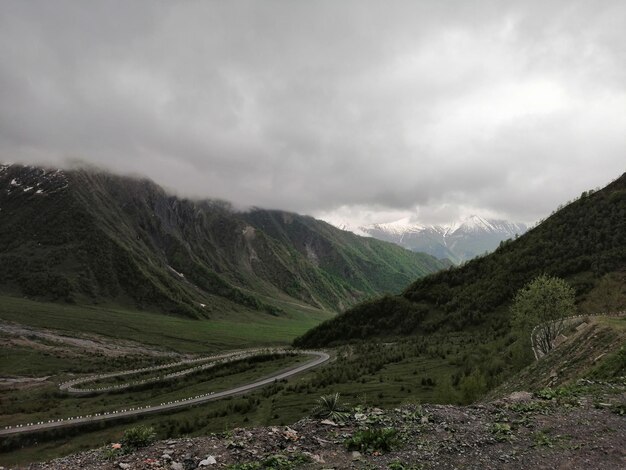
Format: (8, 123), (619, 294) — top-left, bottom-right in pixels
(489, 315), (626, 398)
(242, 210), (448, 310)
(295, 173), (626, 347)
(0, 164), (447, 317)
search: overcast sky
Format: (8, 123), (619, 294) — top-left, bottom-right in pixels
(1, 1), (624, 226)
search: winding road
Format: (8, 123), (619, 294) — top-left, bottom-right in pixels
(0, 349), (329, 436)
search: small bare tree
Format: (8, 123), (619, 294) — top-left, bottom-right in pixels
(511, 275), (575, 356)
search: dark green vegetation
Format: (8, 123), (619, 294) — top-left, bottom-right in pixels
(511, 274), (576, 354)
(119, 425), (156, 452)
(344, 427), (398, 453)
(295, 172), (626, 347)
(0, 164), (446, 317)
(310, 392), (350, 422)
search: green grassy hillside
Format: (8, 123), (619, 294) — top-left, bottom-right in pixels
(0, 164), (447, 318)
(489, 315), (626, 398)
(295, 172), (626, 347)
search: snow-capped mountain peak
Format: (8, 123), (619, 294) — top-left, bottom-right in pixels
(330, 214), (528, 264)
(445, 215), (496, 235)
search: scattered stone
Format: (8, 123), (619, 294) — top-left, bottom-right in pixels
(314, 436), (331, 445)
(282, 427), (299, 441)
(118, 464), (130, 470)
(182, 457), (196, 470)
(507, 391), (533, 402)
(198, 455), (217, 466)
(351, 451), (362, 460)
(320, 419), (337, 426)
(170, 463), (183, 470)
(162, 453), (172, 460)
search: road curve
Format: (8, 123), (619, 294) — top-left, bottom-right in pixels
(60, 348), (282, 395)
(0, 350), (329, 436)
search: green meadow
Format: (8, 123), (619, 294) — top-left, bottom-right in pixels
(0, 295), (333, 353)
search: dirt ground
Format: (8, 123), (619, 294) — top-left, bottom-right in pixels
(0, 320), (181, 359)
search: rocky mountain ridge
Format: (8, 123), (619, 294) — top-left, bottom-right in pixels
(0, 164), (447, 317)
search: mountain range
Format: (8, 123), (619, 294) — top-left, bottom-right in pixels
(335, 215), (528, 264)
(0, 164), (447, 317)
(295, 172), (626, 347)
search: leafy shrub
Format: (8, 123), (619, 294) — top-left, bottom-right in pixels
(532, 430), (555, 447)
(508, 401), (548, 414)
(311, 393), (349, 422)
(120, 425), (156, 451)
(490, 422), (513, 442)
(344, 427), (398, 453)
(534, 386), (583, 408)
(535, 385), (581, 400)
(101, 445), (121, 460)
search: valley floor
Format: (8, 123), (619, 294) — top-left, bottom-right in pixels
(24, 382), (626, 470)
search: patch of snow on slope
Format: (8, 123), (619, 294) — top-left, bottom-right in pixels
(167, 265), (185, 278)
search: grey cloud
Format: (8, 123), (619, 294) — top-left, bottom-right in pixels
(0, 0), (624, 226)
